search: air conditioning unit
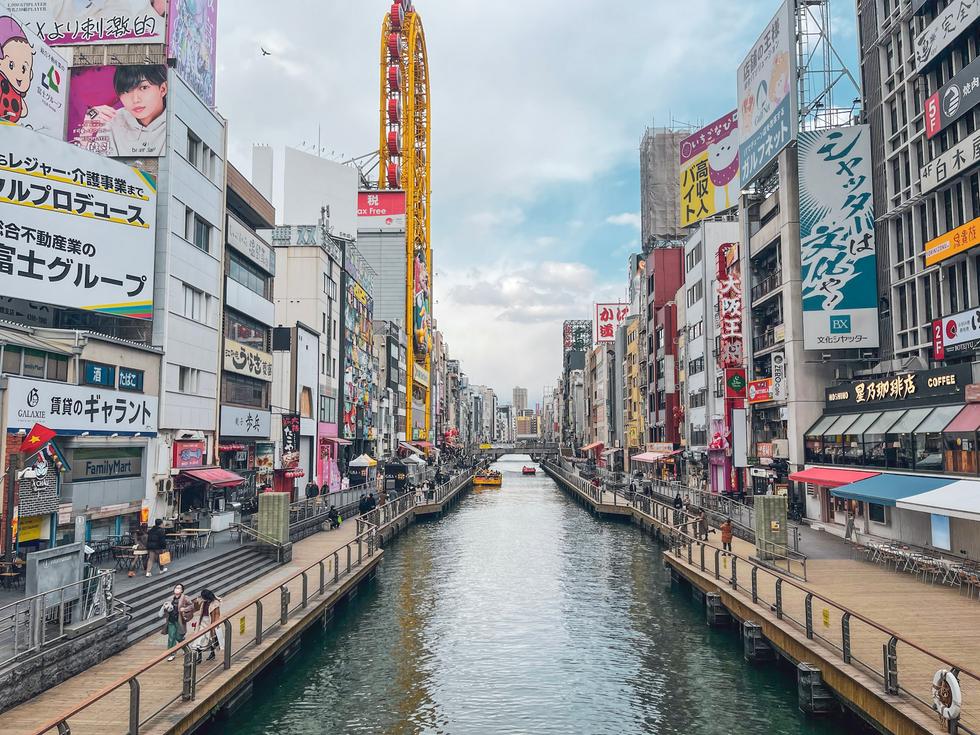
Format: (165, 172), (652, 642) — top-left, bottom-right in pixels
(157, 477), (174, 495)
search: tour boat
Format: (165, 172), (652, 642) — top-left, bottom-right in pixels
(473, 470), (503, 486)
(522, 466), (536, 475)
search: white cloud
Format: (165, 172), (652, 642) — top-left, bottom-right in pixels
(605, 212), (642, 229)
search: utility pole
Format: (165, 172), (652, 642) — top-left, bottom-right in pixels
(3, 453), (21, 562)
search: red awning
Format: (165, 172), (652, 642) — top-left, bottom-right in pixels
(581, 442), (603, 452)
(789, 467), (879, 488)
(945, 404), (980, 433)
(180, 468), (246, 488)
(322, 437), (353, 446)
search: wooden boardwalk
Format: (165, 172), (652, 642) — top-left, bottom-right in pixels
(0, 519), (377, 735)
(546, 463), (978, 735)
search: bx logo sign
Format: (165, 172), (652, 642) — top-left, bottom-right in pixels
(830, 315), (852, 334)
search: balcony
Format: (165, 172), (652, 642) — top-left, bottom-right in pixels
(752, 325), (784, 353)
(751, 271), (782, 303)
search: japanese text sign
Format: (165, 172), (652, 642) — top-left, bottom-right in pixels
(0, 3), (68, 140)
(0, 123), (156, 319)
(220, 406), (271, 439)
(223, 339), (273, 383)
(737, 0), (797, 184)
(920, 132), (980, 195)
(824, 365), (971, 410)
(914, 0), (980, 72)
(168, 0), (218, 107)
(9, 0), (167, 45)
(172, 440), (205, 468)
(357, 190), (406, 230)
(925, 215), (980, 267)
(5, 375), (157, 436)
(932, 306), (980, 360)
(716, 243), (743, 368)
(925, 53), (980, 139)
(281, 414), (300, 469)
(747, 378), (773, 404)
(680, 110), (740, 227)
(799, 125), (879, 350)
(595, 303), (629, 343)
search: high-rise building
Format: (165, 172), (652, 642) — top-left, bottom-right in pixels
(512, 387), (528, 413)
(639, 128), (687, 249)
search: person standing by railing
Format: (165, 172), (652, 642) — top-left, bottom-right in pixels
(159, 583), (194, 661)
(721, 518), (734, 552)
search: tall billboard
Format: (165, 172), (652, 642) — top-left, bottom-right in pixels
(67, 64), (168, 158)
(0, 3), (68, 139)
(563, 320), (592, 352)
(357, 190), (406, 230)
(716, 242), (743, 368)
(0, 122), (157, 319)
(9, 0), (168, 45)
(737, 0), (797, 184)
(595, 303), (628, 343)
(680, 110), (740, 227)
(168, 0), (218, 107)
(343, 275), (375, 441)
(799, 125), (879, 350)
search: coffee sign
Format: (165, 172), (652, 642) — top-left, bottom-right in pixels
(824, 365), (972, 411)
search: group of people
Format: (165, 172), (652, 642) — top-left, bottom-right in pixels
(159, 584), (223, 663)
(672, 492), (734, 552)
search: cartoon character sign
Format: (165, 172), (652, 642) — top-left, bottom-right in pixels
(413, 254), (430, 359)
(0, 14), (33, 123)
(708, 134), (739, 213)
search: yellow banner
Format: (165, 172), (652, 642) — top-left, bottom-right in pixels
(925, 216), (980, 266)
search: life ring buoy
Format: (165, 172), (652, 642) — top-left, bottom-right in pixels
(932, 669), (962, 723)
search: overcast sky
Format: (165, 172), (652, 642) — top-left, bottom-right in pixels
(215, 0), (858, 407)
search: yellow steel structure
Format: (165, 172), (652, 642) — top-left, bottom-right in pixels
(379, 3), (431, 444)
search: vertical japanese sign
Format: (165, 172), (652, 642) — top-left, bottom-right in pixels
(167, 0), (218, 107)
(737, 0), (797, 184)
(343, 278), (375, 441)
(562, 320), (592, 352)
(798, 125), (879, 350)
(281, 414), (300, 469)
(0, 123), (157, 319)
(595, 303), (629, 343)
(716, 242), (743, 368)
(9, 0), (167, 45)
(679, 110), (740, 227)
(0, 3), (68, 139)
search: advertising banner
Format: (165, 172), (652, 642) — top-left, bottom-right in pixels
(824, 364), (972, 411)
(412, 253), (431, 360)
(0, 4), (68, 139)
(71, 446), (142, 482)
(67, 64), (168, 158)
(281, 414), (300, 469)
(5, 375), (157, 435)
(220, 406), (271, 439)
(8, 0), (167, 45)
(771, 351), (787, 401)
(725, 368), (747, 399)
(737, 0), (797, 184)
(747, 377), (773, 404)
(932, 306), (980, 360)
(172, 439), (204, 468)
(925, 54), (980, 139)
(679, 110), (740, 226)
(223, 339), (273, 382)
(343, 277), (375, 441)
(0, 123), (156, 319)
(925, 215), (980, 267)
(595, 303), (629, 343)
(799, 125), (879, 349)
(167, 0), (218, 107)
(914, 0), (980, 71)
(357, 190), (406, 230)
(920, 132), (980, 194)
(716, 243), (743, 367)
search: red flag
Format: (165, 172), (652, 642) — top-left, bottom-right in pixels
(20, 423), (56, 454)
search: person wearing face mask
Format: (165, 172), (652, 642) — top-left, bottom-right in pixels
(159, 582), (195, 661)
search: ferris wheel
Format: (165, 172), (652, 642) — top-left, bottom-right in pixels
(379, 0), (432, 443)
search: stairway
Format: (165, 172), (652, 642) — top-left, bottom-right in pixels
(118, 546), (279, 645)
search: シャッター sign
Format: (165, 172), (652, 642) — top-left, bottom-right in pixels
(824, 364), (972, 412)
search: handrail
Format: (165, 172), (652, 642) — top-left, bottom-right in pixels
(32, 527), (379, 735)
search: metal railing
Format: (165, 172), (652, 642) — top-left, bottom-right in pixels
(0, 569), (126, 670)
(32, 529), (379, 735)
(750, 270), (782, 302)
(230, 524), (288, 563)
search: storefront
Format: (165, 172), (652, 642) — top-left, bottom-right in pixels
(218, 406), (273, 508)
(317, 422), (349, 493)
(66, 442), (147, 542)
(171, 439), (245, 530)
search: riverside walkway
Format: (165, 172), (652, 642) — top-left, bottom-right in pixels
(0, 470), (474, 735)
(544, 461), (980, 735)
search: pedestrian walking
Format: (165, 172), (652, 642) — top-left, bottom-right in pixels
(672, 492), (683, 526)
(696, 509), (708, 541)
(367, 493), (377, 511)
(191, 588), (223, 662)
(145, 518), (168, 577)
(358, 493), (368, 515)
(305, 480), (319, 501)
(721, 518), (734, 552)
(159, 583), (194, 661)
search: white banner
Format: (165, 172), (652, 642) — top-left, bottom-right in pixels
(220, 406), (271, 439)
(0, 124), (157, 319)
(914, 0), (980, 71)
(223, 339), (273, 382)
(771, 351), (787, 401)
(933, 307), (980, 359)
(227, 216), (273, 273)
(595, 303), (628, 343)
(7, 1), (167, 45)
(921, 133), (980, 195)
(5, 375), (158, 435)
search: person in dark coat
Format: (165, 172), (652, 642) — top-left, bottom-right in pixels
(145, 518), (168, 577)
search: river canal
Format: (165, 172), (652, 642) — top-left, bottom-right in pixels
(208, 456), (865, 734)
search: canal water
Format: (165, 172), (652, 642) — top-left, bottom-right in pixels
(208, 456), (862, 735)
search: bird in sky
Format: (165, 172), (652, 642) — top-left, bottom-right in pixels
(261, 47), (271, 56)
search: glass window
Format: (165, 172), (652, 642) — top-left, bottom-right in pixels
(22, 349), (45, 378)
(226, 310), (269, 351)
(868, 503), (887, 524)
(46, 355), (68, 382)
(886, 407), (933, 470)
(193, 215), (212, 253)
(944, 432), (978, 475)
(228, 251), (270, 298)
(821, 414), (860, 464)
(840, 411), (882, 466)
(222, 373), (268, 408)
(1, 345), (20, 375)
(914, 405), (963, 471)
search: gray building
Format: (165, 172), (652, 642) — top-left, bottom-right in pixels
(640, 128), (687, 248)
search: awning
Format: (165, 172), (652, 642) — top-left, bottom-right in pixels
(897, 480), (980, 522)
(581, 442), (603, 452)
(805, 414), (838, 437)
(945, 404), (980, 434)
(632, 449), (682, 463)
(842, 411), (882, 436)
(400, 442), (424, 456)
(788, 467), (879, 488)
(832, 473), (953, 507)
(349, 454), (377, 468)
(603, 447), (623, 455)
(823, 413), (859, 436)
(914, 405), (962, 433)
(180, 468), (246, 488)
(887, 407), (932, 434)
(323, 437), (353, 446)
(864, 409), (907, 435)
(404, 454), (426, 465)
(412, 440), (433, 449)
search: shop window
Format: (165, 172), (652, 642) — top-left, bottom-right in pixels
(226, 310), (269, 351)
(46, 355), (68, 382)
(228, 251), (271, 299)
(944, 433), (978, 474)
(868, 503), (887, 524)
(1, 346), (20, 375)
(22, 349), (46, 378)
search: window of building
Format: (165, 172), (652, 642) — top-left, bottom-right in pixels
(688, 356), (704, 376)
(119, 367), (144, 392)
(46, 354), (68, 381)
(22, 349), (45, 378)
(193, 215), (212, 253)
(319, 395), (337, 422)
(222, 372), (268, 408)
(225, 309), (269, 351)
(868, 503), (887, 524)
(228, 250), (270, 298)
(187, 131), (201, 167)
(182, 284), (212, 323)
(178, 366), (199, 394)
(1, 346), (20, 375)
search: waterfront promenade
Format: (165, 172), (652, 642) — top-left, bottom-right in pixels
(545, 462), (979, 735)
